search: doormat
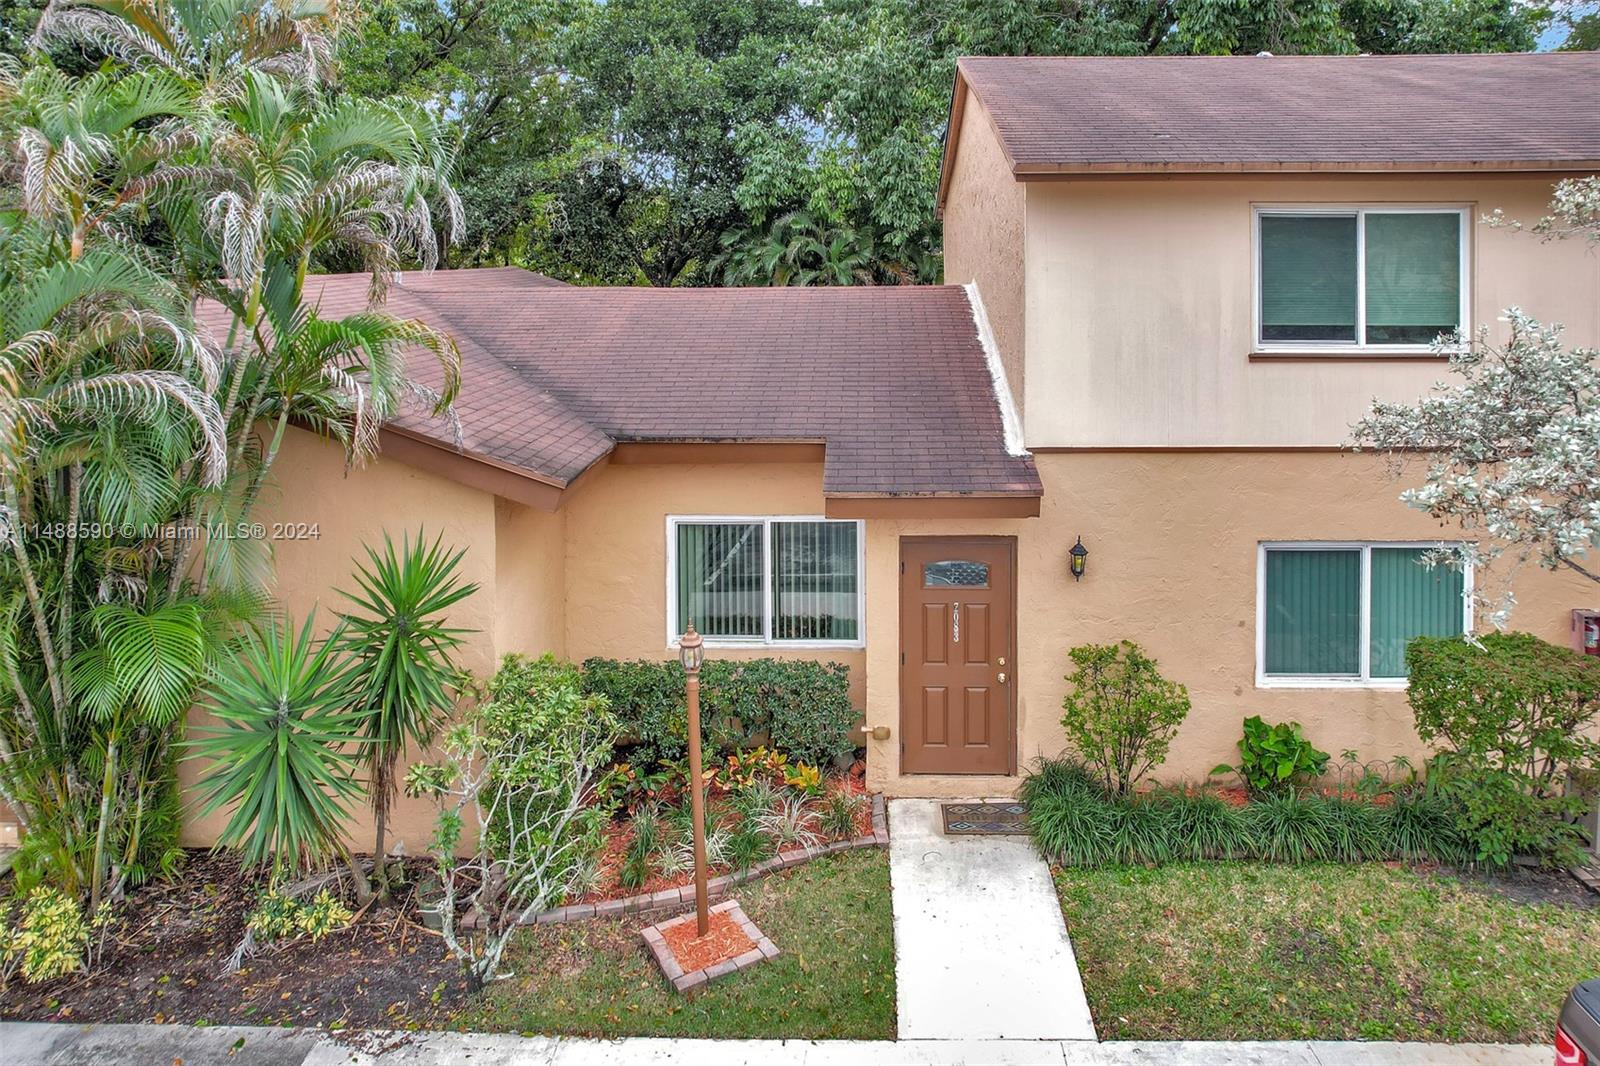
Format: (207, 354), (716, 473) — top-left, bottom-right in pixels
(941, 802), (1030, 835)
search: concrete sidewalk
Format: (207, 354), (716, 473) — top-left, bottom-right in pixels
(888, 798), (1095, 1040)
(0, 1022), (1547, 1065)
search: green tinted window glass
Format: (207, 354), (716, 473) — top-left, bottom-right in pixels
(1369, 548), (1465, 678)
(1261, 215), (1358, 342)
(771, 521), (858, 641)
(1365, 213), (1461, 345)
(675, 522), (763, 639)
(1264, 549), (1361, 675)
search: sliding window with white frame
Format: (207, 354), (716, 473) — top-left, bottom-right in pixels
(1254, 206), (1469, 353)
(666, 516), (864, 648)
(1256, 542), (1473, 688)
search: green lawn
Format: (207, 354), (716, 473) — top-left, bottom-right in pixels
(460, 848), (895, 1039)
(1056, 862), (1600, 1043)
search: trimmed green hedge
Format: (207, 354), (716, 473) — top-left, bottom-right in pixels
(1408, 632), (1600, 866)
(1021, 757), (1468, 867)
(580, 657), (858, 767)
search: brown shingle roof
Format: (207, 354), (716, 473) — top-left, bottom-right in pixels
(283, 270), (1039, 500)
(946, 53), (1600, 193)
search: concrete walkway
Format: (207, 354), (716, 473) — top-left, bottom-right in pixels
(0, 1022), (1548, 1065)
(888, 798), (1095, 1040)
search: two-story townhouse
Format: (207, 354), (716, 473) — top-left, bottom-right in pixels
(31, 51), (1589, 856)
(934, 52), (1600, 786)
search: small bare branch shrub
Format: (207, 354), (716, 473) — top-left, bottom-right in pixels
(407, 655), (617, 990)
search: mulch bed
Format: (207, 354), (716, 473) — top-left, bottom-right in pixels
(658, 908), (754, 973)
(0, 851), (469, 1031)
(575, 776), (874, 905)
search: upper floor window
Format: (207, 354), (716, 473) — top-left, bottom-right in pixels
(668, 516), (863, 647)
(1255, 207), (1467, 352)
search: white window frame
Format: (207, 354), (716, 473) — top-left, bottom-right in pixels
(1252, 205), (1471, 355)
(665, 515), (866, 650)
(1255, 541), (1474, 689)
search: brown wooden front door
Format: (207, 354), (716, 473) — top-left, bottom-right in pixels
(899, 537), (1016, 775)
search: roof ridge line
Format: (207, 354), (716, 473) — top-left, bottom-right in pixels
(962, 282), (1028, 459)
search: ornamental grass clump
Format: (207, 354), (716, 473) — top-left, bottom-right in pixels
(1022, 756), (1465, 868)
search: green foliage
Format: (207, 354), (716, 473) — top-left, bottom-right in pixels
(581, 657), (857, 767)
(339, 530), (479, 891)
(0, 885), (93, 985)
(408, 653), (619, 987)
(0, 0), (463, 906)
(1160, 789), (1253, 861)
(1023, 756), (1463, 868)
(1213, 716), (1332, 795)
(189, 611), (367, 872)
(1060, 641), (1191, 796)
(819, 790), (866, 840)
(1384, 787), (1470, 863)
(334, 0), (1544, 285)
(1407, 633), (1600, 866)
(1240, 792), (1337, 863)
(619, 806), (660, 890)
(245, 886), (355, 946)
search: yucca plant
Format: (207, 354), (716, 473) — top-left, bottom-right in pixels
(338, 531), (477, 897)
(189, 611), (366, 879)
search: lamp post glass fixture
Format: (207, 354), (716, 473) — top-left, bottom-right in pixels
(678, 621), (710, 936)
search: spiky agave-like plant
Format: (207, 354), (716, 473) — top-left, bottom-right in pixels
(337, 530), (477, 897)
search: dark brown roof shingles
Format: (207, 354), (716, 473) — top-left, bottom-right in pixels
(288, 271), (1039, 499)
(957, 53), (1600, 171)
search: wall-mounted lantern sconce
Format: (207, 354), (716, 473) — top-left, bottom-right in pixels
(1069, 536), (1088, 581)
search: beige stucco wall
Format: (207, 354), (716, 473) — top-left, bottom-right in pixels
(560, 461), (866, 710)
(494, 497), (567, 660)
(865, 451), (1597, 797)
(941, 95), (1027, 410)
(180, 428), (502, 853)
(169, 444), (870, 854)
(1020, 175), (1600, 447)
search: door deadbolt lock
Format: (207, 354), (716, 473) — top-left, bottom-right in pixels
(997, 656), (1006, 666)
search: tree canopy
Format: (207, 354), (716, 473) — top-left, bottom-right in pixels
(20, 0), (1561, 286)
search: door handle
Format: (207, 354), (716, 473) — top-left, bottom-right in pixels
(997, 672), (1007, 684)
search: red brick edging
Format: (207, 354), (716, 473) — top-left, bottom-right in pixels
(515, 793), (888, 927)
(642, 899), (778, 993)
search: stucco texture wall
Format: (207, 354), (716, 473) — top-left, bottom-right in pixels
(1021, 176), (1600, 448)
(179, 428), (503, 853)
(170, 443), (868, 853)
(941, 94), (1026, 411)
(864, 451), (1597, 797)
(560, 461), (866, 709)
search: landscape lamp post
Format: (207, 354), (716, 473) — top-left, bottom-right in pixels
(679, 620), (709, 936)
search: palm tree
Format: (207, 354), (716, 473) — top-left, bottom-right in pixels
(3, 0), (470, 901)
(338, 531), (478, 898)
(34, 0), (343, 95)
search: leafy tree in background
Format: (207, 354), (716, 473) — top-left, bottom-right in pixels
(1351, 177), (1600, 625)
(338, 0), (1548, 288)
